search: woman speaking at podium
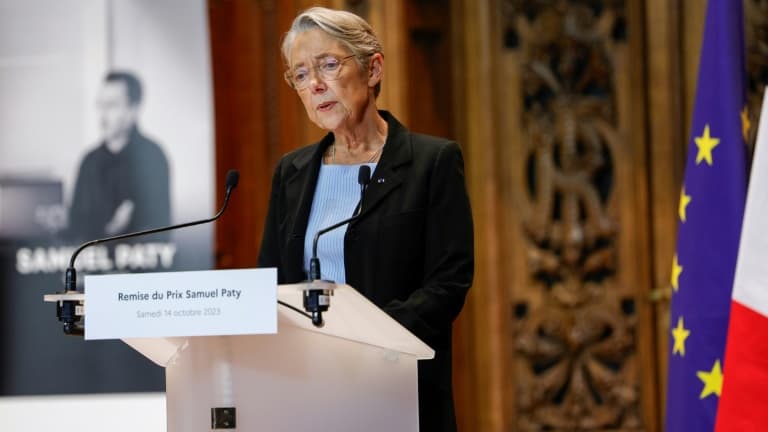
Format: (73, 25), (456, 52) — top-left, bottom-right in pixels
(258, 7), (474, 432)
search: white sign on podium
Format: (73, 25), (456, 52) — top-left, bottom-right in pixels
(84, 268), (277, 340)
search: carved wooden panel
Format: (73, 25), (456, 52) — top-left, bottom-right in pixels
(501, 1), (650, 429)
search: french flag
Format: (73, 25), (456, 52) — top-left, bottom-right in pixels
(716, 89), (768, 431)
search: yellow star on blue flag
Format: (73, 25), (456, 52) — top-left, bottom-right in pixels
(664, 0), (748, 430)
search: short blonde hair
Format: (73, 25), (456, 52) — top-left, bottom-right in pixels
(282, 7), (383, 97)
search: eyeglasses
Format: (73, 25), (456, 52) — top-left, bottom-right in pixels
(284, 55), (358, 90)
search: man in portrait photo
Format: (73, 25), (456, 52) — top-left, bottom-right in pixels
(67, 71), (171, 242)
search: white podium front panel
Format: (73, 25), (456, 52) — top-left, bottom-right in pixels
(165, 325), (419, 431)
(120, 281), (430, 431)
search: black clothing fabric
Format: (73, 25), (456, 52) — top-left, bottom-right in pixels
(68, 127), (170, 242)
(258, 111), (474, 432)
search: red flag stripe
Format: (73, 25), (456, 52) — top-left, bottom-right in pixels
(715, 301), (768, 431)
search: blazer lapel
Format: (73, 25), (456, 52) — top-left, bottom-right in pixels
(358, 112), (412, 218)
(282, 136), (330, 279)
(286, 137), (330, 238)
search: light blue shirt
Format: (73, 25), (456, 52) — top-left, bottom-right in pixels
(304, 163), (376, 283)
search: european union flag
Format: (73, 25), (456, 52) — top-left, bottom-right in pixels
(665, 1), (748, 430)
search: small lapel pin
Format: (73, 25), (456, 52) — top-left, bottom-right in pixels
(377, 178), (386, 184)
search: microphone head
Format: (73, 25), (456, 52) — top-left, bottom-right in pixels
(225, 169), (240, 191)
(358, 165), (372, 186)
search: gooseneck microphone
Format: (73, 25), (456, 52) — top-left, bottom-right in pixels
(56, 169), (239, 334)
(357, 164), (372, 207)
(304, 165), (372, 327)
(308, 165), (371, 280)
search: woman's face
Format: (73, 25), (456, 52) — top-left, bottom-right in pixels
(288, 28), (375, 131)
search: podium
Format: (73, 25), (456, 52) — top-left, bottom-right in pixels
(100, 281), (433, 431)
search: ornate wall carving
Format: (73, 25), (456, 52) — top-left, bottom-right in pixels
(503, 1), (642, 429)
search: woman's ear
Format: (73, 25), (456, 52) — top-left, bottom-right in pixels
(368, 53), (384, 87)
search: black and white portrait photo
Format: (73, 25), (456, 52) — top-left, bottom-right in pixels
(67, 71), (171, 242)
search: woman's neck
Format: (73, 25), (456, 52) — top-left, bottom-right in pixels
(325, 106), (387, 165)
(332, 105), (387, 153)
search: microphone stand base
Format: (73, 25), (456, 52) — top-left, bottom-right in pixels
(299, 280), (335, 328)
(44, 291), (85, 336)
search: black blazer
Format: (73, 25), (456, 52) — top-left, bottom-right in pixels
(258, 111), (474, 432)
